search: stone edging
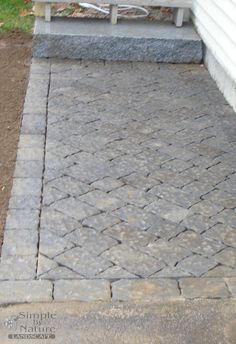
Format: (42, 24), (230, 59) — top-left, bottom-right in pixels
(0, 59), (49, 282)
(0, 278), (235, 304)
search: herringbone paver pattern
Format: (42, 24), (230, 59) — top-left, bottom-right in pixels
(32, 60), (236, 280)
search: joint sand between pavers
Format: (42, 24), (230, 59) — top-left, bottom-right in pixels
(1, 58), (236, 303)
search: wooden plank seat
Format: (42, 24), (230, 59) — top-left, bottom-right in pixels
(34, 0), (192, 27)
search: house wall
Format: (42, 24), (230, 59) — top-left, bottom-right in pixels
(192, 0), (236, 111)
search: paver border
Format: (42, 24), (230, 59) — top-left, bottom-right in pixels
(0, 59), (50, 286)
(0, 278), (235, 304)
(0, 58), (235, 304)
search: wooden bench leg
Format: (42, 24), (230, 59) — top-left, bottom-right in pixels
(110, 5), (118, 25)
(35, 2), (45, 17)
(45, 3), (52, 22)
(173, 8), (185, 27)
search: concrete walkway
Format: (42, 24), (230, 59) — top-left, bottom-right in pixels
(1, 300), (236, 344)
(0, 59), (236, 303)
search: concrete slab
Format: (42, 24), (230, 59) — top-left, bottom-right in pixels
(33, 18), (203, 63)
(0, 300), (236, 343)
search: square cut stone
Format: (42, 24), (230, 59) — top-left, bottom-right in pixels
(183, 181), (214, 198)
(152, 266), (191, 278)
(37, 254), (58, 276)
(203, 224), (236, 248)
(148, 219), (185, 240)
(162, 159), (193, 173)
(225, 277), (236, 297)
(182, 214), (216, 234)
(55, 247), (112, 278)
(40, 266), (83, 280)
(1, 230), (38, 257)
(189, 200), (224, 218)
(98, 266), (136, 279)
(91, 177), (124, 192)
(113, 205), (157, 230)
(47, 175), (91, 197)
(205, 266), (236, 278)
(5, 209), (39, 230)
(101, 244), (164, 278)
(0, 281), (52, 304)
(145, 200), (189, 223)
(180, 278), (229, 299)
(9, 195), (41, 209)
(122, 173), (160, 192)
(14, 160), (43, 178)
(112, 279), (180, 302)
(82, 213), (120, 232)
(17, 147), (44, 161)
(40, 208), (80, 236)
(24, 94), (47, 113)
(66, 158), (110, 184)
(213, 248), (236, 268)
(65, 227), (117, 256)
(18, 134), (44, 148)
(109, 185), (154, 207)
(176, 255), (217, 277)
(79, 190), (123, 212)
(148, 184), (198, 209)
(171, 231), (224, 257)
(11, 178), (42, 197)
(52, 197), (100, 221)
(212, 209), (236, 229)
(104, 222), (156, 247)
(0, 256), (37, 280)
(141, 240), (191, 266)
(42, 185), (68, 206)
(39, 230), (74, 258)
(21, 114), (46, 135)
(54, 280), (111, 301)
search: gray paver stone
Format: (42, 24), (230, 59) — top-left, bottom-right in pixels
(0, 280), (52, 304)
(101, 244), (164, 278)
(180, 278), (229, 299)
(55, 247), (112, 278)
(225, 277), (236, 297)
(54, 279), (111, 301)
(1, 230), (38, 256)
(176, 255), (217, 277)
(112, 279), (181, 301)
(0, 256), (37, 280)
(5, 209), (39, 230)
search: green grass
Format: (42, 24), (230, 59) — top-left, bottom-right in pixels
(0, 0), (34, 32)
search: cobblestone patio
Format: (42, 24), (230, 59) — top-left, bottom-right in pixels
(1, 59), (236, 303)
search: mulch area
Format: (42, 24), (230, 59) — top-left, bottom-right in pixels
(0, 31), (32, 248)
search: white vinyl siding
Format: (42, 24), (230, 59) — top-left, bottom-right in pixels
(192, 0), (236, 82)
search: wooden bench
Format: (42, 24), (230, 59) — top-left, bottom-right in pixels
(34, 0), (192, 27)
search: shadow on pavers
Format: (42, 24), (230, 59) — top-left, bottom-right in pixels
(0, 300), (236, 343)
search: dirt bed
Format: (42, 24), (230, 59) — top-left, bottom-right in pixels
(0, 31), (32, 248)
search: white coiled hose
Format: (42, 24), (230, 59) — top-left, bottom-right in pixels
(79, 3), (149, 19)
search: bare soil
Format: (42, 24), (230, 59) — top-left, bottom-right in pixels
(0, 31), (32, 248)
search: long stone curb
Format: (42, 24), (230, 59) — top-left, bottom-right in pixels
(0, 278), (235, 304)
(33, 18), (203, 63)
(0, 58), (50, 281)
